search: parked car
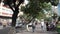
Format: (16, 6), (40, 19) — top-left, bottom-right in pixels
(15, 23), (22, 28)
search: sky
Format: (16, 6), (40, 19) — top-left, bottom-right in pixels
(54, 0), (60, 16)
(58, 3), (60, 16)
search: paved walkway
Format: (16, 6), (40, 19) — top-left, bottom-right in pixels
(0, 24), (58, 34)
(0, 27), (10, 34)
(0, 26), (3, 29)
(16, 24), (57, 34)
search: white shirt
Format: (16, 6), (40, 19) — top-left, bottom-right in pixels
(41, 21), (44, 26)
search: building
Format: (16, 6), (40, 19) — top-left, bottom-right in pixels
(0, 1), (13, 24)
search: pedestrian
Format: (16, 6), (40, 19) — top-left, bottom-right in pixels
(2, 20), (7, 28)
(51, 20), (56, 31)
(32, 23), (36, 32)
(32, 20), (37, 32)
(46, 21), (49, 31)
(41, 19), (45, 31)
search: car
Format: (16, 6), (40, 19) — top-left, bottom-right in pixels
(15, 23), (22, 28)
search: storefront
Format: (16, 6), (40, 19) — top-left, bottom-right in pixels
(0, 5), (13, 25)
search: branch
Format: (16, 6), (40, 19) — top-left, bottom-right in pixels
(16, 1), (21, 7)
(8, 4), (15, 12)
(27, 16), (36, 24)
(13, 0), (16, 8)
(16, 0), (24, 7)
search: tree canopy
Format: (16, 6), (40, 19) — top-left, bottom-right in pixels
(21, 0), (59, 23)
(21, 0), (52, 19)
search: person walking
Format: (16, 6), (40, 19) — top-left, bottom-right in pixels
(2, 20), (7, 28)
(32, 20), (37, 32)
(32, 23), (36, 32)
(40, 19), (45, 31)
(46, 21), (49, 31)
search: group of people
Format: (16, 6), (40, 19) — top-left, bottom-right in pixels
(41, 19), (57, 31)
(27, 19), (57, 32)
(46, 20), (56, 31)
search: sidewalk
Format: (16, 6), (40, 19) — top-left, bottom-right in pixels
(0, 25), (58, 34)
(16, 24), (58, 34)
(0, 27), (11, 34)
(16, 30), (57, 34)
(0, 26), (3, 29)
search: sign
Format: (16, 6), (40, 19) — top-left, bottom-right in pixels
(0, 6), (13, 17)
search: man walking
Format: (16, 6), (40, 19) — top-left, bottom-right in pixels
(41, 19), (45, 31)
(32, 20), (37, 32)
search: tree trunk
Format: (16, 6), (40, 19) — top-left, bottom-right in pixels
(11, 10), (19, 27)
(11, 12), (17, 27)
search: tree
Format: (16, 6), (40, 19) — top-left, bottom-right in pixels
(21, 0), (59, 24)
(3, 0), (24, 27)
(0, 0), (1, 3)
(50, 0), (59, 6)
